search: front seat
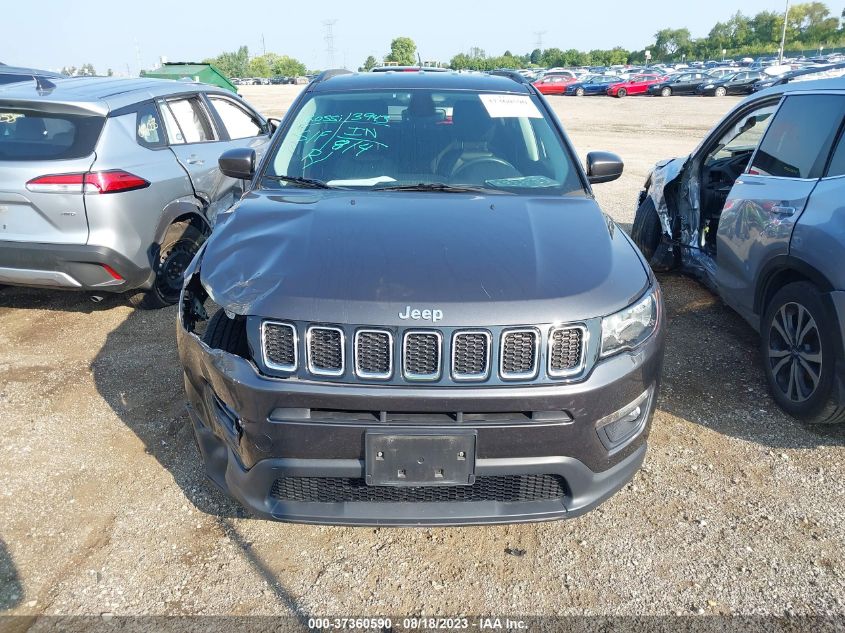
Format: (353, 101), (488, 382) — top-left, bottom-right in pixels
(14, 117), (47, 140)
(433, 100), (518, 182)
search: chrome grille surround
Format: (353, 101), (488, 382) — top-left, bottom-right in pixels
(547, 325), (588, 378)
(261, 321), (297, 372)
(306, 326), (345, 377)
(499, 328), (540, 380)
(258, 320), (595, 385)
(402, 330), (442, 381)
(451, 330), (492, 381)
(354, 329), (393, 380)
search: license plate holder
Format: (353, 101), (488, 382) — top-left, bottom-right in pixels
(365, 431), (477, 487)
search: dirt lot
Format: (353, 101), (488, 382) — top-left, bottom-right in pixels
(1, 85), (844, 621)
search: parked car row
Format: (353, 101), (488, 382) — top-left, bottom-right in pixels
(232, 76), (300, 86)
(532, 64), (845, 98)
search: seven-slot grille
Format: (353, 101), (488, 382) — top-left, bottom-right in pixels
(548, 326), (586, 376)
(261, 322), (297, 371)
(354, 330), (393, 379)
(260, 322), (586, 382)
(500, 329), (540, 379)
(306, 326), (345, 376)
(452, 331), (491, 380)
(403, 331), (442, 380)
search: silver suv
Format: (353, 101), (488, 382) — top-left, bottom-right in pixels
(0, 77), (271, 308)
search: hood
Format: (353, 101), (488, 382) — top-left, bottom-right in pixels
(199, 190), (650, 326)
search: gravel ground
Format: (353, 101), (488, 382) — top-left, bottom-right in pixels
(1, 85), (844, 621)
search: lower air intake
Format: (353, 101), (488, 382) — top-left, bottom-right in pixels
(270, 474), (567, 503)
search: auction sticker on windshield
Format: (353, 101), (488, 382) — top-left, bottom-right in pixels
(479, 94), (542, 118)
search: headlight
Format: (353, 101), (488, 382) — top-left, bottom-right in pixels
(703, 84), (714, 89)
(601, 289), (658, 357)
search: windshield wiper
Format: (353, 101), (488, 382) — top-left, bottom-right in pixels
(265, 175), (334, 189)
(372, 182), (510, 194)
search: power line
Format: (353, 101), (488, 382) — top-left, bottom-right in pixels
(779, 0), (790, 64)
(323, 19), (337, 68)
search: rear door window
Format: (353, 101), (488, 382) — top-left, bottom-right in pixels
(208, 96), (263, 139)
(750, 94), (845, 179)
(165, 97), (215, 143)
(0, 109), (104, 160)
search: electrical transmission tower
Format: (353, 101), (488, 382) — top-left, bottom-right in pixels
(323, 20), (338, 68)
(534, 31), (546, 50)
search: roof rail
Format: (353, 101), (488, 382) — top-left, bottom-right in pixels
(314, 68), (354, 83)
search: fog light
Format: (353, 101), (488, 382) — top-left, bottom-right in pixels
(596, 386), (654, 454)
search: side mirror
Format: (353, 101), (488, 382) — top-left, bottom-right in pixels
(586, 151), (624, 184)
(219, 148), (256, 180)
(267, 117), (282, 134)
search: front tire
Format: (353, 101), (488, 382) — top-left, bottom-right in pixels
(660, 87), (672, 97)
(631, 196), (663, 263)
(202, 308), (249, 356)
(575, 87), (585, 97)
(715, 86), (727, 97)
(617, 88), (627, 98)
(761, 282), (845, 424)
(128, 221), (205, 310)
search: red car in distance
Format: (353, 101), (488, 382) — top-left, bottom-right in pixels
(533, 73), (579, 95)
(606, 73), (665, 97)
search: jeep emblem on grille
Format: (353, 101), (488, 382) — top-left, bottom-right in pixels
(398, 306), (443, 323)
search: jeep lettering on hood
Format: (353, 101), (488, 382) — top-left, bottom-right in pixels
(399, 306), (444, 322)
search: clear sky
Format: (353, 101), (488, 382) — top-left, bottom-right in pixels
(4, 0), (793, 74)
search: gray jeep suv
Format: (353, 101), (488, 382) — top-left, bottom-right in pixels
(633, 77), (845, 424)
(178, 70), (666, 525)
(0, 77), (271, 308)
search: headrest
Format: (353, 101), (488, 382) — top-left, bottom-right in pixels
(451, 99), (494, 141)
(15, 117), (46, 140)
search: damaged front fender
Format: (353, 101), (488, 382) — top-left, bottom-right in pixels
(645, 156), (688, 237)
(179, 242), (210, 334)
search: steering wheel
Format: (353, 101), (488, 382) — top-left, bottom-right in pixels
(450, 157), (521, 183)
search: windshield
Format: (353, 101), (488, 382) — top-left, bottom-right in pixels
(266, 89), (585, 195)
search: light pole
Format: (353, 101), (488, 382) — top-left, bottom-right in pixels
(779, 0), (790, 64)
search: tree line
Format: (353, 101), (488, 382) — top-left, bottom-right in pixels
(445, 2), (845, 69)
(203, 46), (307, 78)
(60, 64), (113, 76)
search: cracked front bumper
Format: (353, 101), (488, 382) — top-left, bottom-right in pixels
(176, 308), (664, 526)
